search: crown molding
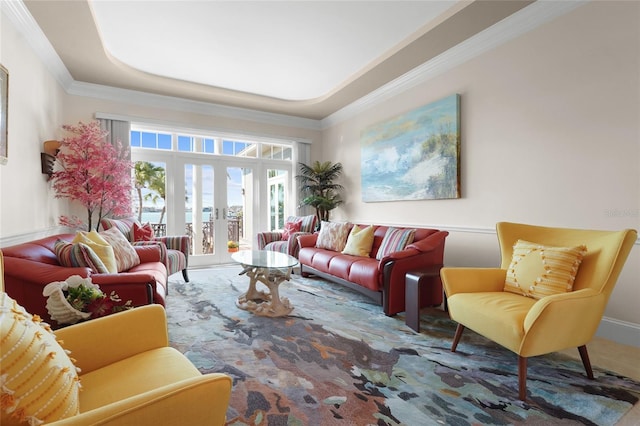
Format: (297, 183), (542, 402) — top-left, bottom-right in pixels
(68, 81), (322, 131)
(321, 0), (589, 129)
(6, 0), (587, 132)
(2, 0), (74, 88)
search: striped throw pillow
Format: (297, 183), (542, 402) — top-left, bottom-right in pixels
(54, 240), (108, 273)
(100, 217), (137, 242)
(375, 227), (416, 260)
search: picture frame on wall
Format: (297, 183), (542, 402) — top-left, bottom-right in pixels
(360, 94), (461, 202)
(0, 64), (8, 165)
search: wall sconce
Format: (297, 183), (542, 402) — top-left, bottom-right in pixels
(41, 140), (61, 179)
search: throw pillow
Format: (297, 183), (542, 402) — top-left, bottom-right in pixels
(100, 217), (137, 242)
(0, 292), (81, 425)
(54, 239), (109, 274)
(315, 221), (351, 252)
(99, 227), (141, 272)
(73, 230), (118, 274)
(504, 240), (587, 299)
(376, 227), (416, 260)
(281, 219), (303, 241)
(133, 222), (155, 242)
(342, 225), (375, 257)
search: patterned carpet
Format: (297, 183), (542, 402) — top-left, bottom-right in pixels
(166, 266), (640, 426)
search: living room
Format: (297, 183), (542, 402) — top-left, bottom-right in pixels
(0, 0), (639, 423)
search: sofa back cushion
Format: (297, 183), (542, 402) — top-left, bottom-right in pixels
(0, 234), (76, 266)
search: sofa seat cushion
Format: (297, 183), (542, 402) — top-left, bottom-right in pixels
(447, 292), (537, 353)
(78, 347), (201, 412)
(300, 249), (380, 292)
(264, 240), (289, 254)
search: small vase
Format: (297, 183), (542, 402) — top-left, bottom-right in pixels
(43, 279), (93, 325)
(228, 247), (239, 253)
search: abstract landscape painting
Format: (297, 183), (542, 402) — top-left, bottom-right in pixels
(361, 94), (460, 202)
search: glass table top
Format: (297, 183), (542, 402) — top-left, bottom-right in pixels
(231, 250), (299, 269)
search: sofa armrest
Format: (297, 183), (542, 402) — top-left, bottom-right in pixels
(440, 267), (507, 297)
(133, 243), (164, 263)
(298, 233), (318, 248)
(55, 305), (169, 374)
(154, 235), (190, 263)
(49, 374), (232, 426)
(3, 256), (91, 283)
(286, 231), (313, 257)
(257, 231), (284, 249)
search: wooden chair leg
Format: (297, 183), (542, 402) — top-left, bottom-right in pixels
(578, 345), (595, 380)
(518, 355), (527, 401)
(451, 324), (465, 352)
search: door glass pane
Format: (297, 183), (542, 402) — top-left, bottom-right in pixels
(185, 164), (215, 255)
(267, 169), (287, 231)
(227, 167), (252, 251)
(133, 161), (167, 237)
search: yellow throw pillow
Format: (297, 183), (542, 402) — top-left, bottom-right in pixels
(0, 292), (81, 425)
(74, 230), (118, 273)
(341, 225), (375, 257)
(504, 240), (587, 299)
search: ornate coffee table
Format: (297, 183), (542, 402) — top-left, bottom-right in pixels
(231, 250), (299, 317)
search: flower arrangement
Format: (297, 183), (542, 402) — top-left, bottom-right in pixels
(227, 240), (239, 249)
(43, 275), (132, 324)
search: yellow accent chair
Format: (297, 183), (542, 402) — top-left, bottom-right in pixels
(440, 222), (637, 401)
(0, 250), (232, 425)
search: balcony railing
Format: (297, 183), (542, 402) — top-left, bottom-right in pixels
(150, 219), (242, 255)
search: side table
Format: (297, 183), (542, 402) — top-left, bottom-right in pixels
(405, 265), (444, 332)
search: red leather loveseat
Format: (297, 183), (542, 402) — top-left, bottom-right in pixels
(1, 233), (167, 326)
(298, 224), (448, 316)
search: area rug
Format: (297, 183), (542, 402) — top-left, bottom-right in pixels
(165, 266), (640, 425)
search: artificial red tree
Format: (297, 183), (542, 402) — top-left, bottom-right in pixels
(52, 121), (133, 231)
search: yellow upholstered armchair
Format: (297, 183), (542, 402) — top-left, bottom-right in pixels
(0, 251), (232, 425)
(440, 222), (637, 401)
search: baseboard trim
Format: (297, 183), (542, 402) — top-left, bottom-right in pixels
(597, 317), (640, 348)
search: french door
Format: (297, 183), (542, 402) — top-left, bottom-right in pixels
(179, 157), (256, 266)
(132, 148), (295, 267)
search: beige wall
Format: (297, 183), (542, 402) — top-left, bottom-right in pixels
(321, 2), (639, 342)
(1, 2), (638, 345)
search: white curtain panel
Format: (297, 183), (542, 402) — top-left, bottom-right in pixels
(98, 118), (131, 160)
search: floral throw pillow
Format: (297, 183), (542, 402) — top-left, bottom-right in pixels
(99, 227), (141, 272)
(315, 221), (351, 252)
(282, 219), (303, 241)
(133, 222), (155, 242)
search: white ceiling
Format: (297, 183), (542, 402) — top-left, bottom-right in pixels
(90, 1), (457, 101)
(21, 0), (536, 120)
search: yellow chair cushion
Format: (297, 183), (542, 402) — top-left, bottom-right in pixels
(504, 240), (587, 299)
(0, 292), (81, 425)
(341, 225), (375, 257)
(78, 347), (201, 412)
(73, 230), (118, 274)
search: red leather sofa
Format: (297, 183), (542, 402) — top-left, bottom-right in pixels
(298, 225), (448, 316)
(1, 233), (167, 326)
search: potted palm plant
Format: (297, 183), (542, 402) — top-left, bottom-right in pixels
(296, 161), (344, 227)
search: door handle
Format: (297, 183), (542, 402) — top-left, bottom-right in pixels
(215, 208), (219, 220)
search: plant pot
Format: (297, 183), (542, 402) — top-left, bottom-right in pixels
(228, 247), (239, 253)
(43, 281), (92, 325)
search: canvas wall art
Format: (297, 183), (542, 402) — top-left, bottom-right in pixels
(360, 94), (460, 202)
